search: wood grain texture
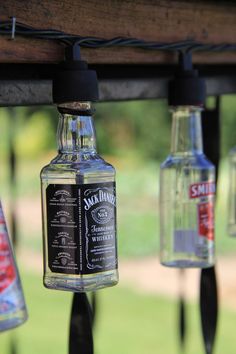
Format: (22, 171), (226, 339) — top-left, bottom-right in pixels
(0, 0), (236, 64)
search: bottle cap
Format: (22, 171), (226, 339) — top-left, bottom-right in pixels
(168, 52), (206, 106)
(53, 44), (99, 104)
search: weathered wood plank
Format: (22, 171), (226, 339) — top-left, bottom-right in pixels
(0, 0), (236, 64)
(0, 37), (63, 63)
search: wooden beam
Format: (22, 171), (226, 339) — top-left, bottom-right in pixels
(0, 0), (236, 64)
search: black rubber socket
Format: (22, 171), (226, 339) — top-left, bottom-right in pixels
(52, 45), (99, 104)
(168, 53), (206, 106)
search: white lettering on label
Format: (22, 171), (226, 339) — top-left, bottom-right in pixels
(84, 189), (116, 210)
(189, 182), (215, 199)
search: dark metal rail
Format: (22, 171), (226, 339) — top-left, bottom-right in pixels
(0, 64), (235, 105)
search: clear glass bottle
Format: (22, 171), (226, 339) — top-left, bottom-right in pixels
(41, 102), (118, 292)
(0, 202), (28, 331)
(160, 106), (215, 268)
(228, 146), (236, 236)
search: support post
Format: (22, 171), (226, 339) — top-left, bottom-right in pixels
(200, 97), (220, 354)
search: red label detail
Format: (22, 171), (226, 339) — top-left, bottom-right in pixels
(198, 202), (214, 240)
(0, 231), (16, 293)
(189, 182), (215, 199)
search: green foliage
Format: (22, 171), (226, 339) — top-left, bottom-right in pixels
(95, 100), (171, 160)
(1, 270), (236, 354)
(0, 96), (235, 162)
(0, 106), (57, 159)
(220, 95), (236, 157)
(0, 109), (10, 154)
(15, 110), (56, 159)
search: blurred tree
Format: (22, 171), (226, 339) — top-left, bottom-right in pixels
(0, 96), (235, 162)
(13, 107), (57, 159)
(95, 100), (171, 161)
(220, 95), (236, 157)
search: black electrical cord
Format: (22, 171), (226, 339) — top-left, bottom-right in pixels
(1, 19), (236, 52)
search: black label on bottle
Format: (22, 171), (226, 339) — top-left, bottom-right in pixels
(46, 182), (117, 275)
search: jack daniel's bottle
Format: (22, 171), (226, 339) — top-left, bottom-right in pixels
(40, 45), (118, 292)
(41, 103), (118, 292)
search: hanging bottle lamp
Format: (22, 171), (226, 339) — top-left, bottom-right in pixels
(40, 44), (118, 292)
(0, 201), (27, 331)
(160, 52), (215, 268)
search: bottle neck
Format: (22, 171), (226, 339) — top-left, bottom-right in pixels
(57, 102), (96, 153)
(170, 106), (203, 155)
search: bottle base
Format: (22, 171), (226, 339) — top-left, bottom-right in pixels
(0, 311), (28, 332)
(161, 259), (214, 269)
(44, 270), (118, 292)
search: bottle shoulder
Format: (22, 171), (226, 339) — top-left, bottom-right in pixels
(161, 153), (215, 170)
(40, 152), (115, 178)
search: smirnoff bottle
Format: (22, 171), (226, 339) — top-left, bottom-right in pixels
(160, 53), (215, 268)
(0, 202), (27, 331)
(40, 45), (118, 292)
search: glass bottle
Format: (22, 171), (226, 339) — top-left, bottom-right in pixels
(228, 146), (236, 236)
(160, 106), (215, 268)
(41, 102), (118, 292)
(0, 202), (28, 331)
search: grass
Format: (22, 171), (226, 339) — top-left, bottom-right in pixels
(1, 269), (236, 354)
(0, 270), (71, 354)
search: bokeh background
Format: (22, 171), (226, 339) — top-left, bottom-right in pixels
(0, 96), (236, 353)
